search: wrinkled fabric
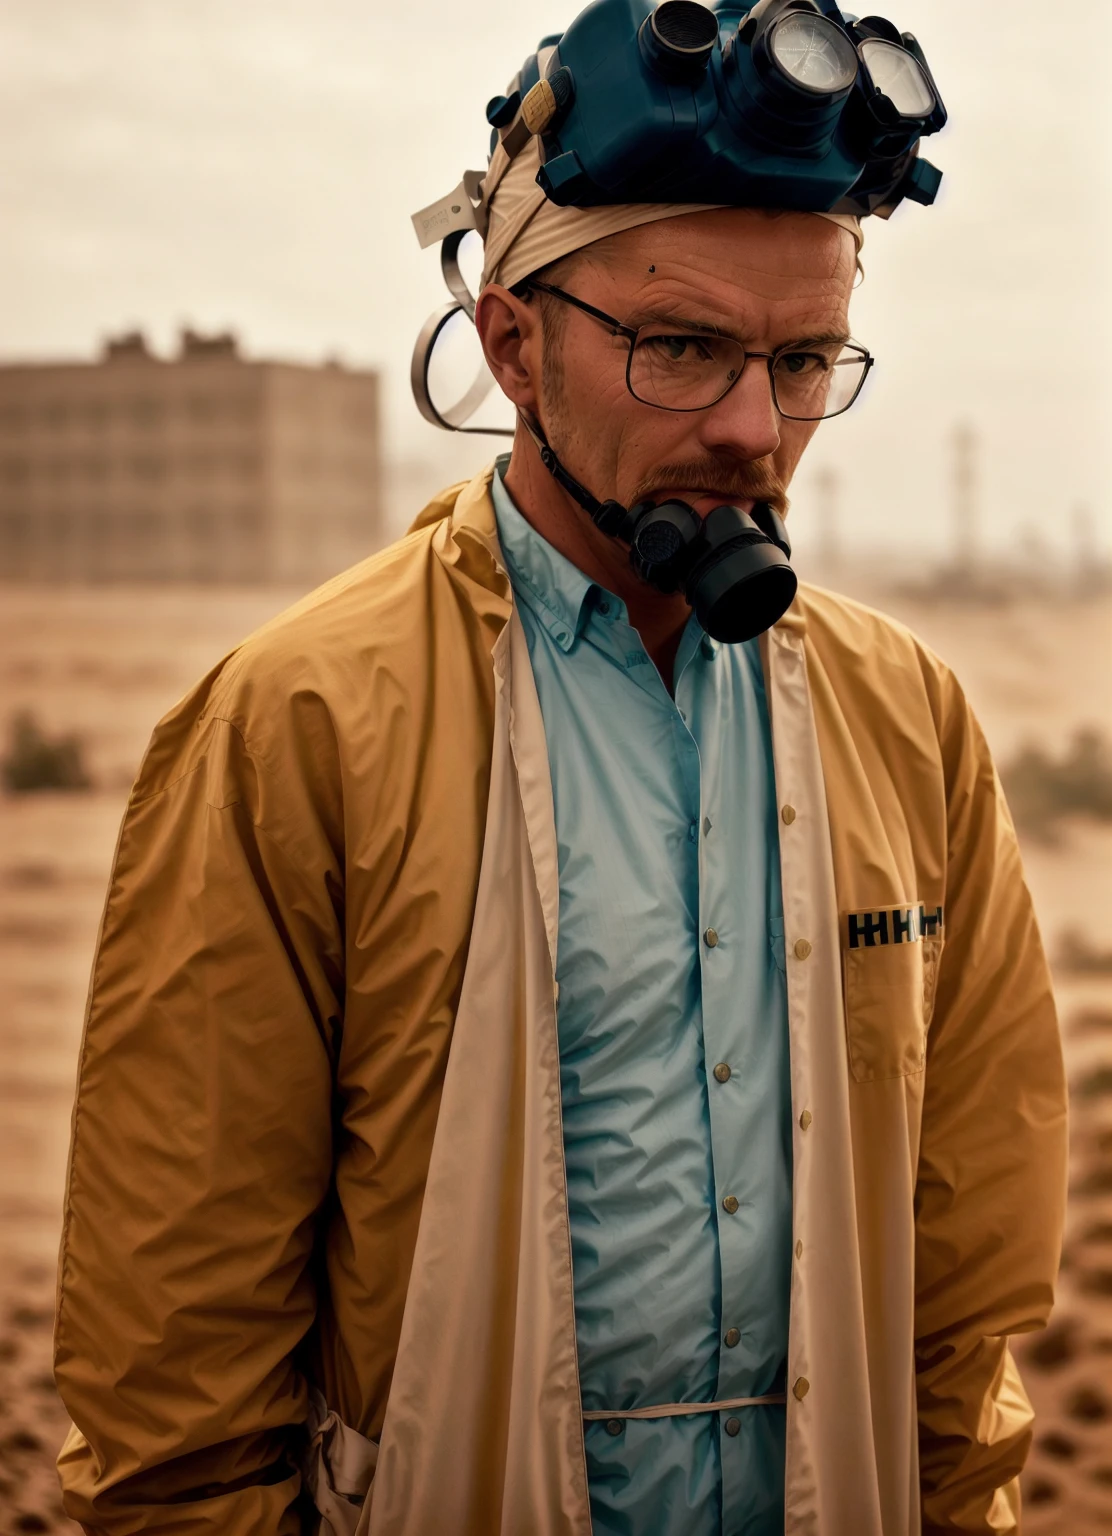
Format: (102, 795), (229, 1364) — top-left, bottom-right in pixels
(492, 471), (791, 1535)
(480, 133), (863, 291)
(55, 467), (1066, 1535)
(303, 1389), (377, 1536)
(366, 609), (591, 1536)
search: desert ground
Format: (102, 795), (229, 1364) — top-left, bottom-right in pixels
(1, 569), (1109, 1533)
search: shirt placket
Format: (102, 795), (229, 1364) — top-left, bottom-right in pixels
(492, 474), (793, 1534)
(678, 638), (759, 1536)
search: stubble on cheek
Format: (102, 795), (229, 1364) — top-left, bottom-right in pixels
(540, 336), (565, 433)
(540, 329), (628, 489)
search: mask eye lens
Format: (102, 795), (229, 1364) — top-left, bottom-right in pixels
(858, 39), (935, 117)
(767, 12), (859, 95)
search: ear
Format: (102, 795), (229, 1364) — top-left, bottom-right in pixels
(475, 283), (543, 414)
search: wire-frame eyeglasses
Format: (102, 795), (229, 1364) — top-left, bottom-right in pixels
(522, 279), (874, 422)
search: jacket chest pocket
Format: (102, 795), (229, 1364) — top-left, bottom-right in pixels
(842, 934), (943, 1083)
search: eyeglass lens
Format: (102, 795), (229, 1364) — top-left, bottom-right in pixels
(628, 329), (868, 419)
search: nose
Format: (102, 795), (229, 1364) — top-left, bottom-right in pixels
(694, 354), (781, 462)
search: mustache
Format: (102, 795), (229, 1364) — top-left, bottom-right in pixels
(629, 456), (789, 517)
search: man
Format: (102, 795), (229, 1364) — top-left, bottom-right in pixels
(55, 4), (1066, 1534)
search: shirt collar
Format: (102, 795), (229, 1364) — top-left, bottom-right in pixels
(491, 463), (602, 654)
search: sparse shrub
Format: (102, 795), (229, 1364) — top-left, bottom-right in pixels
(1001, 728), (1112, 837)
(1056, 930), (1112, 975)
(0, 710), (92, 793)
(1075, 1066), (1112, 1103)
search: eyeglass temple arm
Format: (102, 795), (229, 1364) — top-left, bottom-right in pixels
(524, 280), (637, 341)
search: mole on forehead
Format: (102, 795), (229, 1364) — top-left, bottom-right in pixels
(583, 241), (848, 334)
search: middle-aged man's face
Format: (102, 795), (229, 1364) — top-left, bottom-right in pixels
(482, 207), (857, 520)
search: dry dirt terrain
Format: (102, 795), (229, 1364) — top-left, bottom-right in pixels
(1, 574), (1109, 1533)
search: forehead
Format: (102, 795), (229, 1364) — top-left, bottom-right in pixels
(579, 208), (856, 338)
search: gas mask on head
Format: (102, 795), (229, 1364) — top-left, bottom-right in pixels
(493, 0), (945, 217)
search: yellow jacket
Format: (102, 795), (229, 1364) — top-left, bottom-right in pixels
(55, 469), (1067, 1535)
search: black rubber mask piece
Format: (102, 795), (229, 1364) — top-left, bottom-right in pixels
(527, 432), (797, 645)
(627, 498), (797, 643)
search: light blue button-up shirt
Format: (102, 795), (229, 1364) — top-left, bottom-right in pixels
(492, 468), (792, 1536)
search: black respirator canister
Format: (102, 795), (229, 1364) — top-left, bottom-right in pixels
(631, 502), (798, 645)
(410, 0), (947, 642)
(521, 421), (796, 646)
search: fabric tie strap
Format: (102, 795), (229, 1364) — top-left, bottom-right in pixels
(303, 1388), (378, 1536)
(583, 1392), (787, 1422)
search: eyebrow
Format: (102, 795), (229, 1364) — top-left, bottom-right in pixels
(630, 310), (851, 350)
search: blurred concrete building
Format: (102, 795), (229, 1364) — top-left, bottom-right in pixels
(0, 329), (381, 584)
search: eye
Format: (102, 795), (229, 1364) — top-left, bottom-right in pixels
(644, 334), (715, 364)
(777, 351), (828, 377)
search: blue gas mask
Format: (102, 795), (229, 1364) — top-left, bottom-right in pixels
(490, 0), (945, 216)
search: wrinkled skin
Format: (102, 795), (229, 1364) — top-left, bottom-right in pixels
(476, 208), (856, 680)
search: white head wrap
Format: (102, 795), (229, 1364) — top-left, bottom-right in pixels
(477, 135), (863, 292)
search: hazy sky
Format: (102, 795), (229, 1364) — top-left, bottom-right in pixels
(2, 0), (1109, 553)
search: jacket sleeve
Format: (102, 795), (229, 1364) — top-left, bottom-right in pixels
(914, 665), (1068, 1534)
(55, 682), (345, 1534)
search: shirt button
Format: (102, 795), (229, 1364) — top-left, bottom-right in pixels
(605, 1418), (623, 1436)
(799, 1108), (812, 1130)
(554, 629), (568, 645)
(687, 820), (698, 843)
(794, 938), (812, 960)
(704, 927), (719, 948)
(724, 1416), (741, 1437)
(781, 804), (797, 824)
(713, 1062), (732, 1084)
(597, 599), (611, 615)
(793, 1377), (811, 1401)
(724, 1327), (741, 1348)
(722, 1195), (739, 1214)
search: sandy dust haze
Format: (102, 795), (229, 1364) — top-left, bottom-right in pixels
(1, 0), (1110, 1530)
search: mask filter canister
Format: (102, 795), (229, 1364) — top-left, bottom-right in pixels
(629, 498), (797, 643)
(684, 505), (798, 642)
(529, 428), (798, 644)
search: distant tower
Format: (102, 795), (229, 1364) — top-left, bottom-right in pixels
(952, 421), (978, 570)
(1071, 502), (1108, 595)
(815, 465), (839, 570)
(1017, 521), (1045, 583)
(1072, 502), (1096, 570)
